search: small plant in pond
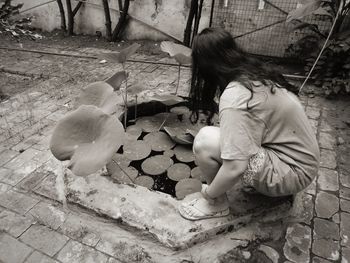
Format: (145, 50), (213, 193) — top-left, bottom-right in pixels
(160, 41), (192, 95)
(99, 43), (141, 127)
(102, 102), (217, 198)
(285, 0), (350, 96)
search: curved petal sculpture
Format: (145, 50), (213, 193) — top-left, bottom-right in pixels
(100, 43), (141, 64)
(75, 81), (123, 114)
(50, 105), (125, 177)
(160, 41), (192, 59)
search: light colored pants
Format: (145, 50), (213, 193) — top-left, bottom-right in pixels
(242, 148), (313, 196)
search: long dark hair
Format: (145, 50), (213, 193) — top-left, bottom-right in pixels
(189, 27), (298, 123)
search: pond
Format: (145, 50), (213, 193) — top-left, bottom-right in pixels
(107, 100), (218, 199)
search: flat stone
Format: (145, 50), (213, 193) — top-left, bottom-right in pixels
(342, 247), (350, 263)
(32, 134), (51, 151)
(308, 119), (318, 135)
(258, 245), (279, 263)
(3, 148), (42, 169)
(0, 182), (12, 194)
(0, 149), (19, 166)
(0, 167), (14, 185)
(317, 168), (339, 192)
(312, 239), (340, 261)
(341, 199), (350, 213)
(47, 110), (67, 122)
(319, 149), (337, 169)
(57, 240), (109, 263)
(33, 173), (59, 200)
(289, 192), (313, 224)
(315, 191), (339, 218)
(0, 210), (35, 237)
(339, 152), (350, 172)
(312, 256), (333, 263)
(308, 97), (324, 107)
(20, 224), (69, 256)
(58, 213), (101, 247)
(0, 189), (39, 214)
(340, 187), (350, 201)
(0, 135), (23, 150)
(28, 201), (67, 230)
(319, 119), (333, 133)
(283, 223), (311, 263)
(306, 106), (320, 120)
(25, 251), (59, 263)
(341, 212), (350, 247)
(66, 173), (291, 249)
(11, 133), (43, 152)
(313, 218), (340, 240)
(18, 164), (51, 190)
(305, 178), (317, 196)
(2, 162), (41, 186)
(108, 258), (123, 263)
(340, 171), (350, 188)
(332, 213), (340, 224)
(0, 232), (33, 263)
(319, 132), (336, 150)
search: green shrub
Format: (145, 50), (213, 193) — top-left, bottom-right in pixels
(285, 0), (350, 96)
(0, 0), (34, 38)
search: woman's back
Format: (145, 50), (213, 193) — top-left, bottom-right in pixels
(219, 81), (320, 195)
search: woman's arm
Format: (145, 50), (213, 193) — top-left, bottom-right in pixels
(205, 159), (248, 198)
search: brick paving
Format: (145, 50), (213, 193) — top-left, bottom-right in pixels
(0, 38), (349, 262)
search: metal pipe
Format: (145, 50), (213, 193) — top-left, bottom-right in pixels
(18, 0), (56, 14)
(0, 46), (191, 67)
(209, 0), (215, 27)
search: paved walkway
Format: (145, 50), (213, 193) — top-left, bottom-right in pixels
(0, 38), (349, 263)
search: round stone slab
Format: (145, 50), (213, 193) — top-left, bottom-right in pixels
(125, 125), (143, 141)
(134, 175), (154, 189)
(164, 149), (174, 158)
(106, 153), (131, 175)
(135, 116), (162, 133)
(191, 167), (205, 182)
(174, 145), (195, 163)
(175, 178), (202, 199)
(170, 106), (190, 115)
(167, 163), (191, 181)
(141, 155), (174, 176)
(143, 131), (175, 152)
(123, 140), (151, 161)
(111, 166), (138, 184)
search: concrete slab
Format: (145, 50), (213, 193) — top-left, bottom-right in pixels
(64, 171), (292, 249)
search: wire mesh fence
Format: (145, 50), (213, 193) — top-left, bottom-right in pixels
(210, 0), (332, 58)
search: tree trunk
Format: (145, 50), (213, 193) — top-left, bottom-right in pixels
(102, 0), (112, 41)
(118, 0), (123, 10)
(66, 0), (74, 35)
(111, 0), (130, 42)
(183, 0), (198, 46)
(72, 1), (83, 17)
(56, 0), (66, 31)
(191, 0), (204, 46)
